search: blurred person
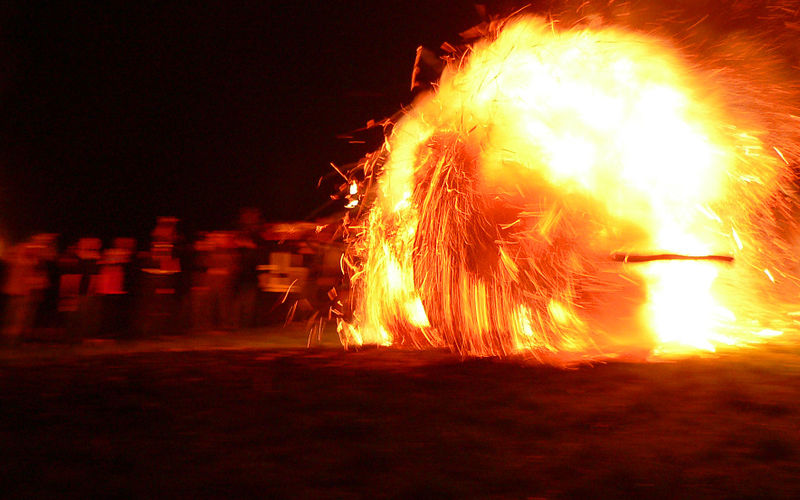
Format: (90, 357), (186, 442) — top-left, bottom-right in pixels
(97, 237), (136, 338)
(303, 224), (346, 311)
(189, 232), (213, 331)
(139, 218), (182, 337)
(234, 208), (266, 330)
(204, 231), (237, 331)
(57, 243), (81, 329)
(65, 237), (102, 341)
(32, 233), (60, 334)
(257, 222), (318, 324)
(2, 240), (48, 343)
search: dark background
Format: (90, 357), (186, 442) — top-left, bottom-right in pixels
(2, 1), (792, 245)
(0, 1), (510, 243)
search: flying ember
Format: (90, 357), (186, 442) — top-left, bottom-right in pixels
(339, 14), (800, 362)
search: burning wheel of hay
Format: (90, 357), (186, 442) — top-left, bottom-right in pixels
(338, 9), (800, 362)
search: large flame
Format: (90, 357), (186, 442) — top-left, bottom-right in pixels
(340, 15), (799, 361)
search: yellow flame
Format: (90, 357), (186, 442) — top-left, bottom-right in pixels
(343, 16), (791, 360)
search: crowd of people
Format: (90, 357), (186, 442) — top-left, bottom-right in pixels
(0, 210), (344, 345)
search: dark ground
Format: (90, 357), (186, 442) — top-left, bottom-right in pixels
(3, 328), (800, 499)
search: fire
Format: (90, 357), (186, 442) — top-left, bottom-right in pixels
(339, 14), (799, 361)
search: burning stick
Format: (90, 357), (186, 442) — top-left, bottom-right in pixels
(611, 253), (734, 264)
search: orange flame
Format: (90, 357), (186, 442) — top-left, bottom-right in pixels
(340, 16), (798, 361)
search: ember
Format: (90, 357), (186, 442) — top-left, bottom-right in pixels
(339, 11), (800, 361)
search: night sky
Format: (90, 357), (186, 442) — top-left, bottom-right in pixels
(0, 1), (510, 243)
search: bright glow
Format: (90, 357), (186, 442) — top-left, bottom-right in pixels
(644, 261), (736, 353)
(341, 16), (791, 360)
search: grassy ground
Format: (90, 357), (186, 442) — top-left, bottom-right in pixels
(2, 327), (800, 498)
